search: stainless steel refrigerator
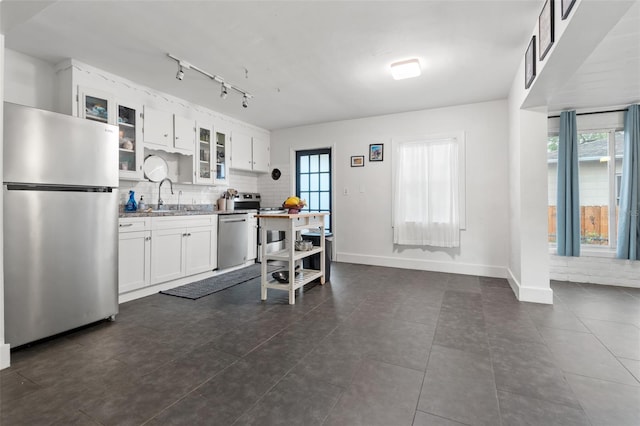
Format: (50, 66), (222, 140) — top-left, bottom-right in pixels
(3, 102), (119, 348)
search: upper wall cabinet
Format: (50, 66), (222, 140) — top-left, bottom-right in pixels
(117, 100), (144, 180)
(214, 126), (230, 185)
(80, 87), (114, 124)
(231, 131), (253, 171)
(174, 115), (196, 152)
(143, 106), (195, 155)
(78, 87), (143, 180)
(230, 130), (270, 173)
(143, 106), (172, 149)
(252, 136), (270, 173)
(195, 123), (213, 185)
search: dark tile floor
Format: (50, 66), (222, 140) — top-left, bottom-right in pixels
(1, 262), (639, 425)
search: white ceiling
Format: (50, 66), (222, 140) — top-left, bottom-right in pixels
(2, 1), (638, 130)
(546, 0), (640, 113)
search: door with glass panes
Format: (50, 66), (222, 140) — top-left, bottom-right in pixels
(296, 148), (332, 231)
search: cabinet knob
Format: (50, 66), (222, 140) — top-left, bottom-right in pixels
(164, 134), (168, 137)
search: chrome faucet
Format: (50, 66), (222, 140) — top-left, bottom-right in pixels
(157, 178), (174, 210)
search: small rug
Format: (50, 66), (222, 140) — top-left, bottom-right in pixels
(160, 264), (281, 300)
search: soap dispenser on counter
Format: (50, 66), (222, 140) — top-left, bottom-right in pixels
(138, 195), (146, 211)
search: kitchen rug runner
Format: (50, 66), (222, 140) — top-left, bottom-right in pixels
(160, 264), (281, 300)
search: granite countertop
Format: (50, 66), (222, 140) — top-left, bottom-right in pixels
(119, 204), (257, 218)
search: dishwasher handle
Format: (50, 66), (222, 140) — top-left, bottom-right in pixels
(220, 217), (248, 223)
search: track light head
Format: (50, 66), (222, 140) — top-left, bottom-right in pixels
(242, 94), (248, 108)
(220, 84), (228, 99)
(176, 65), (184, 81)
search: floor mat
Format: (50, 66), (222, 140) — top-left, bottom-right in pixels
(159, 263), (280, 300)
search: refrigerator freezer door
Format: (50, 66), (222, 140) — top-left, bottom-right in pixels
(3, 186), (119, 347)
(3, 102), (118, 187)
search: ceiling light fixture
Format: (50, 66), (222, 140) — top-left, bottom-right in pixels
(176, 65), (185, 81)
(167, 53), (253, 108)
(390, 58), (421, 80)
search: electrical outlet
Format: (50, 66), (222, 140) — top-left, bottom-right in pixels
(343, 187), (349, 195)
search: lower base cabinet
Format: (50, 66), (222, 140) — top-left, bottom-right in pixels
(119, 215), (218, 294)
(119, 220), (151, 293)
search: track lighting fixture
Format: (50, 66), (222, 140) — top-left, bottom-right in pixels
(167, 53), (253, 108)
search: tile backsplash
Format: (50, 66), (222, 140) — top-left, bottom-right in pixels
(120, 170), (259, 207)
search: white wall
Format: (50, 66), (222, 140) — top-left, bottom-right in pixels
(4, 48), (55, 110)
(550, 254), (640, 288)
(506, 33), (552, 304)
(1, 34), (11, 369)
(265, 100), (510, 278)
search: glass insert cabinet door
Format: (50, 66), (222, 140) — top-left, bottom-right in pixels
(84, 95), (109, 124)
(199, 127), (212, 180)
(118, 104), (139, 174)
(215, 130), (228, 183)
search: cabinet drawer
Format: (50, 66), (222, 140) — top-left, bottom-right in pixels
(151, 214), (215, 230)
(119, 217), (149, 232)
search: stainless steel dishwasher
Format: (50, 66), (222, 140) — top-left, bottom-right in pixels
(218, 214), (249, 269)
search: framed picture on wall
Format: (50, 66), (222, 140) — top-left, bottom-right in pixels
(369, 144), (384, 162)
(525, 35), (536, 89)
(539, 0), (554, 61)
(561, 0), (576, 19)
(351, 155), (364, 167)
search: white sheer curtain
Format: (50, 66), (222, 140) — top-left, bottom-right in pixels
(393, 137), (460, 247)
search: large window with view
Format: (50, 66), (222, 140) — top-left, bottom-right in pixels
(296, 148), (332, 231)
(548, 130), (624, 248)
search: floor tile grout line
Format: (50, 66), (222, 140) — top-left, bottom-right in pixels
(481, 293), (505, 426)
(537, 322), (640, 388)
(229, 314), (347, 426)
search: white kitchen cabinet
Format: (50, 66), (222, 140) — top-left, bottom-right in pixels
(150, 227), (185, 284)
(214, 126), (230, 185)
(150, 215), (217, 285)
(143, 106), (195, 154)
(247, 213), (258, 261)
(174, 115), (196, 152)
(186, 225), (217, 275)
(230, 130), (270, 173)
(195, 123), (213, 184)
(78, 89), (142, 180)
(118, 218), (151, 294)
(143, 106), (173, 149)
(117, 100), (144, 180)
(231, 130), (253, 171)
(252, 136), (270, 172)
(79, 86), (114, 125)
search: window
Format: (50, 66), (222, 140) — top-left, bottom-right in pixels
(296, 148), (332, 231)
(547, 130), (624, 248)
(392, 133), (465, 248)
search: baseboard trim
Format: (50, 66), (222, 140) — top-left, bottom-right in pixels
(0, 343), (10, 370)
(118, 261), (256, 304)
(336, 252), (507, 278)
(507, 268), (553, 304)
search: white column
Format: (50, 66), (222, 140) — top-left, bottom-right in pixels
(1, 32), (11, 369)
